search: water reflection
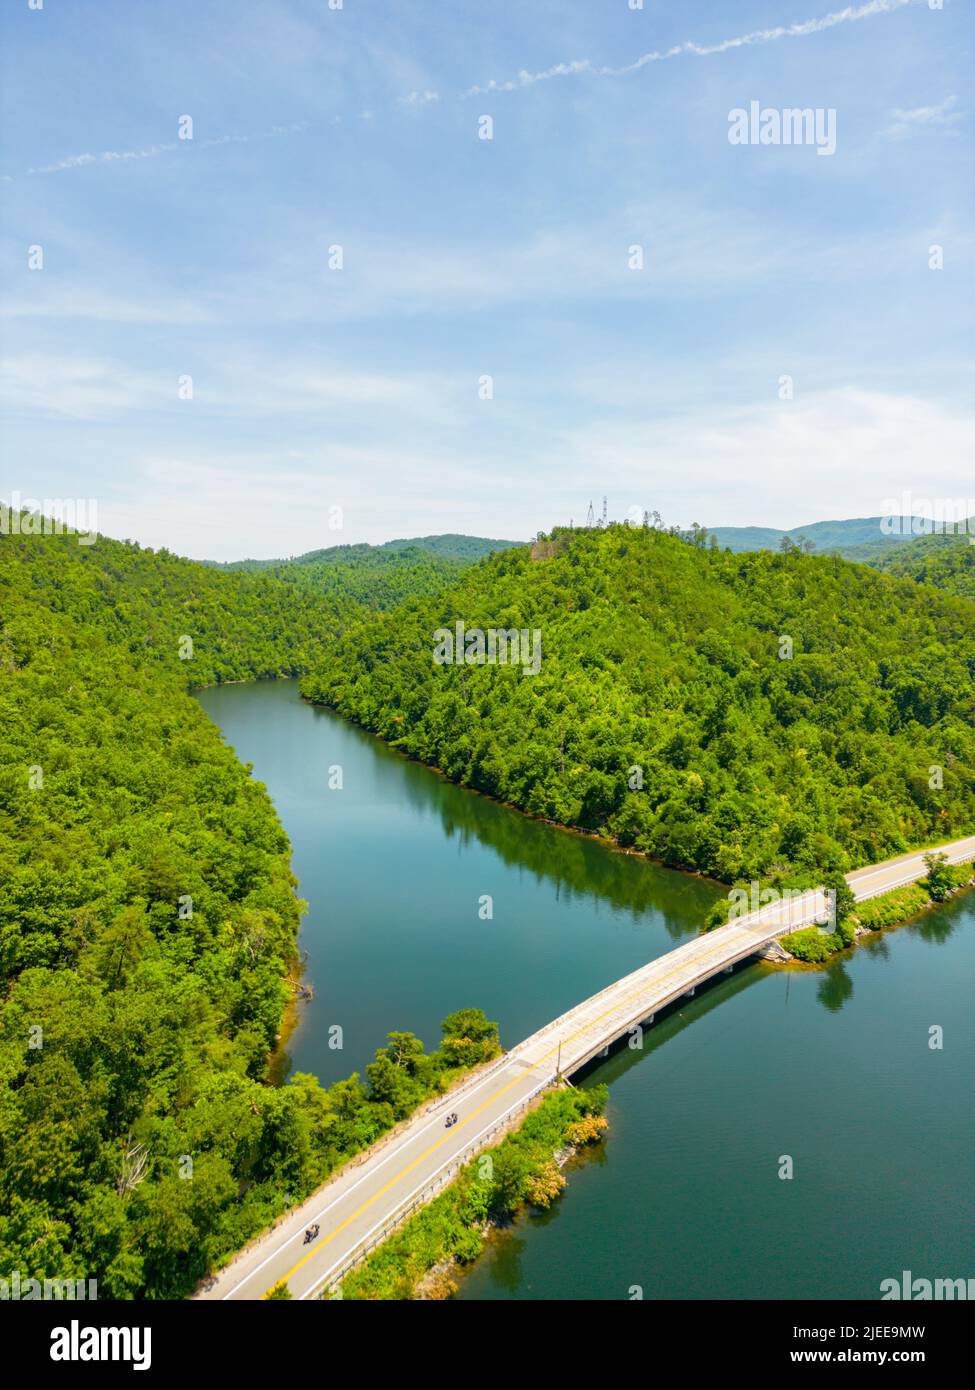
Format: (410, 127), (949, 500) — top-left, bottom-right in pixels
(200, 680), (724, 1084)
(198, 680), (975, 1302)
(817, 960), (854, 1013)
(309, 699), (714, 938)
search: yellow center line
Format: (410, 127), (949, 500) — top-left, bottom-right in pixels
(264, 916), (767, 1297)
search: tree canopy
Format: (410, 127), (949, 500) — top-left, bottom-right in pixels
(0, 523), (499, 1296)
(302, 523), (975, 883)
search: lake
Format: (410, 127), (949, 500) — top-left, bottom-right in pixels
(197, 678), (975, 1300)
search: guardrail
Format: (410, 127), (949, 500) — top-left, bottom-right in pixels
(307, 1075), (555, 1300)
(852, 851), (975, 905)
(537, 852), (975, 1078)
(425, 1048), (516, 1111)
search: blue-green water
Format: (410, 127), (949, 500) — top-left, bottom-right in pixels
(198, 679), (975, 1300)
(196, 679), (720, 1086)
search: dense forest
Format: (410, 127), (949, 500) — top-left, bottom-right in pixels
(302, 524), (975, 884)
(0, 523), (499, 1296)
(0, 527), (471, 686)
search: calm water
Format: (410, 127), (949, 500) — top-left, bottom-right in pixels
(198, 679), (975, 1300)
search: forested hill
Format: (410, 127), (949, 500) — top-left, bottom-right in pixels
(210, 532), (522, 572)
(0, 525), (463, 686)
(0, 523), (482, 1296)
(302, 524), (975, 883)
(874, 526), (975, 602)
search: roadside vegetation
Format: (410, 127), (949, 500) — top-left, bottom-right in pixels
(338, 1084), (608, 1301)
(778, 854), (974, 964)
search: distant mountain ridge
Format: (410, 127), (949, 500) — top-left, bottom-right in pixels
(207, 533), (523, 571)
(707, 516), (937, 562)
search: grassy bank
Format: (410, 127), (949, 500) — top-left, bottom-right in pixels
(337, 1083), (608, 1301)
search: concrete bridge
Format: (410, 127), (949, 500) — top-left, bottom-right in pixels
(199, 834), (975, 1301)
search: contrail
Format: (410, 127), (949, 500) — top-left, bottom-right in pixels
(17, 122), (310, 180)
(462, 0), (915, 97)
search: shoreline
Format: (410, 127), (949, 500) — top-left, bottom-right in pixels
(201, 678), (975, 1081)
(298, 687), (975, 901)
(297, 688), (723, 890)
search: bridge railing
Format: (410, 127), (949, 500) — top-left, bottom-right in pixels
(425, 1048), (517, 1111)
(851, 852), (975, 905)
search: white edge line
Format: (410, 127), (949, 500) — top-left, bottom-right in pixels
(220, 1054), (528, 1298)
(299, 1074), (554, 1300)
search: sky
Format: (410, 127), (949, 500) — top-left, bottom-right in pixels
(1, 0), (973, 560)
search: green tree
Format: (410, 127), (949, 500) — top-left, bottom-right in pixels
(488, 1145), (534, 1215)
(439, 1009), (500, 1068)
(923, 852), (955, 902)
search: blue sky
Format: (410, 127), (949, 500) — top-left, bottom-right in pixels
(2, 0), (972, 559)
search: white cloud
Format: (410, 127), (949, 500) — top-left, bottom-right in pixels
(1, 351), (463, 427)
(400, 89), (440, 108)
(1, 288), (217, 326)
(13, 122), (309, 180)
(554, 388), (975, 530)
(1, 355), (169, 419)
(884, 94), (962, 139)
(7, 201), (807, 329)
(92, 449), (529, 560)
(15, 387), (972, 558)
(25, 144), (177, 177)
